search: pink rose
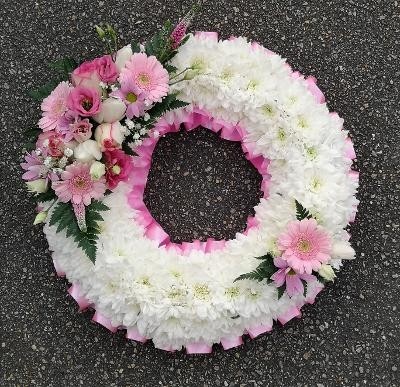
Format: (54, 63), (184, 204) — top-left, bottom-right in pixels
(67, 86), (101, 117)
(37, 131), (66, 157)
(94, 122), (125, 151)
(70, 118), (93, 143)
(94, 55), (118, 83)
(71, 60), (101, 89)
(104, 149), (133, 190)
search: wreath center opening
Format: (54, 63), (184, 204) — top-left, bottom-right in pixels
(143, 126), (263, 243)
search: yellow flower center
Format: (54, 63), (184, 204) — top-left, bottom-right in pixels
(137, 73), (150, 87)
(297, 238), (311, 253)
(126, 92), (138, 103)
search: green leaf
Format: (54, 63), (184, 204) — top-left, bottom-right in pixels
(234, 257), (277, 283)
(48, 57), (77, 76)
(49, 200), (109, 263)
(164, 64), (178, 74)
(36, 189), (57, 203)
(277, 286), (285, 299)
(131, 42), (141, 53)
(144, 20), (174, 63)
(295, 199), (313, 221)
(28, 81), (59, 101)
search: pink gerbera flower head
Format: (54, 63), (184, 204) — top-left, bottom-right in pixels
(271, 257), (315, 297)
(111, 77), (146, 119)
(120, 53), (169, 103)
(38, 81), (72, 132)
(52, 162), (106, 205)
(277, 218), (331, 274)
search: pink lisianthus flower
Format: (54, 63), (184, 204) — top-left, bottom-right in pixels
(104, 149), (133, 190)
(71, 60), (101, 88)
(21, 151), (58, 182)
(38, 81), (72, 132)
(94, 55), (118, 83)
(271, 257), (315, 297)
(67, 86), (101, 117)
(278, 218), (331, 274)
(52, 163), (106, 205)
(37, 131), (67, 157)
(120, 53), (169, 103)
(111, 77), (146, 118)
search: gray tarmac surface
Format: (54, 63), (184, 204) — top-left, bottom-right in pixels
(1, 0), (399, 386)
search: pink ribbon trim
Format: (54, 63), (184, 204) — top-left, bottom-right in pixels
(246, 324), (272, 339)
(194, 31), (219, 41)
(128, 107), (270, 255)
(345, 137), (356, 160)
(126, 327), (147, 343)
(305, 76), (326, 104)
(278, 306), (301, 325)
(92, 312), (118, 333)
(68, 284), (91, 311)
(186, 342), (213, 354)
(220, 336), (243, 350)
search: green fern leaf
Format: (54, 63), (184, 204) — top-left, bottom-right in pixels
(295, 199), (313, 220)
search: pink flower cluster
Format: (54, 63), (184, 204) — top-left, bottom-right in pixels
(22, 50), (170, 209)
(272, 218), (332, 296)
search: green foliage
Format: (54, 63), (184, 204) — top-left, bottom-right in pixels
(28, 81), (59, 102)
(234, 253), (277, 282)
(95, 24), (118, 54)
(164, 64), (178, 74)
(23, 127), (42, 151)
(48, 57), (77, 77)
(295, 199), (313, 221)
(36, 189), (57, 203)
(49, 200), (109, 263)
(28, 57), (77, 102)
(147, 93), (189, 121)
(131, 42), (141, 54)
(144, 20), (177, 63)
(277, 286), (285, 299)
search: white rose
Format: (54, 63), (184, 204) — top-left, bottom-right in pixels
(74, 140), (102, 163)
(93, 98), (126, 124)
(115, 45), (133, 72)
(26, 179), (48, 193)
(90, 161), (106, 180)
(95, 122), (125, 151)
(318, 264), (336, 282)
(331, 240), (355, 260)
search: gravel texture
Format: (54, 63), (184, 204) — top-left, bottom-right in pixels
(1, 0), (399, 386)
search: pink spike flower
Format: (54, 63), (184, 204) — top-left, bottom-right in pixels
(278, 218), (331, 274)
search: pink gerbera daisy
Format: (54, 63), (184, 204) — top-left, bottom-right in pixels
(120, 53), (169, 103)
(111, 78), (146, 119)
(38, 81), (72, 132)
(277, 218), (331, 274)
(271, 257), (315, 297)
(52, 163), (106, 205)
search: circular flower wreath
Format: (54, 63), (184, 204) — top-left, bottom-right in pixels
(22, 12), (359, 353)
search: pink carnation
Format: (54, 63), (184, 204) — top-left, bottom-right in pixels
(69, 118), (93, 143)
(52, 163), (106, 205)
(38, 81), (72, 132)
(37, 131), (66, 157)
(104, 149), (133, 190)
(67, 86), (101, 117)
(120, 53), (169, 103)
(278, 218), (331, 274)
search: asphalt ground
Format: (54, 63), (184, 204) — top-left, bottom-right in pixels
(1, 1), (399, 386)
